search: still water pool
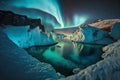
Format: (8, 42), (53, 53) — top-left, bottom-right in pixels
(25, 41), (103, 76)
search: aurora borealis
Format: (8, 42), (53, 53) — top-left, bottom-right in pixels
(0, 0), (120, 30)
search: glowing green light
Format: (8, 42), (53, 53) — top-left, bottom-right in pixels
(55, 15), (88, 29)
(74, 15), (87, 26)
(8, 0), (88, 29)
(11, 0), (64, 28)
(79, 17), (86, 24)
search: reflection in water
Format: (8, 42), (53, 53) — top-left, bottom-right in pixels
(25, 41), (103, 76)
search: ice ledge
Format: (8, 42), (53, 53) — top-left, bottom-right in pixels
(0, 29), (58, 80)
(60, 40), (120, 80)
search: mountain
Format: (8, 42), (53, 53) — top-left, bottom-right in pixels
(0, 10), (45, 32)
(89, 19), (120, 32)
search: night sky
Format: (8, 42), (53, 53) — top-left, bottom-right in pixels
(58, 0), (120, 23)
(0, 0), (120, 29)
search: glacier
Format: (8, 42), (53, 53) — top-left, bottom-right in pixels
(59, 40), (120, 80)
(0, 0), (120, 79)
(71, 26), (114, 45)
(0, 21), (120, 80)
(110, 22), (120, 40)
(0, 29), (58, 80)
(3, 26), (56, 48)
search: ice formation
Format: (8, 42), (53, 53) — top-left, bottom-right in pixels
(3, 26), (56, 48)
(59, 40), (120, 80)
(110, 22), (120, 40)
(72, 26), (114, 44)
(0, 29), (58, 80)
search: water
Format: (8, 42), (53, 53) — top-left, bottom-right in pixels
(25, 41), (103, 76)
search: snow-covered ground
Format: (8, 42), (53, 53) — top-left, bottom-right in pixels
(72, 26), (114, 45)
(0, 29), (58, 80)
(3, 26), (56, 48)
(59, 23), (120, 80)
(0, 21), (120, 80)
(89, 19), (120, 31)
(1, 29), (120, 80)
(59, 40), (120, 80)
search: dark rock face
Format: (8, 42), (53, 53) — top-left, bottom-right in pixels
(0, 10), (45, 32)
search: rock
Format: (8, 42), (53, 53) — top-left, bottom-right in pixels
(89, 19), (120, 32)
(110, 22), (120, 40)
(0, 10), (45, 32)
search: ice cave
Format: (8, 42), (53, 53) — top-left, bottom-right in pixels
(0, 0), (120, 80)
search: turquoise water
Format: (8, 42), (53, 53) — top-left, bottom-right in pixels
(25, 41), (103, 76)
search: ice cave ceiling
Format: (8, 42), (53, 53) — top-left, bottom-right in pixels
(0, 0), (120, 29)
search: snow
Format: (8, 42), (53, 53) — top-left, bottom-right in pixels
(110, 22), (120, 40)
(3, 26), (56, 48)
(72, 26), (114, 45)
(0, 22), (120, 80)
(89, 19), (120, 31)
(102, 40), (120, 58)
(0, 29), (58, 80)
(59, 40), (120, 80)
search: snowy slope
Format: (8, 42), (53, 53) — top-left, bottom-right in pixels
(59, 40), (120, 80)
(0, 25), (120, 80)
(3, 26), (56, 48)
(89, 19), (120, 31)
(72, 26), (114, 45)
(0, 29), (58, 80)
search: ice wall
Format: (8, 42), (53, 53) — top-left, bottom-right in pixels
(3, 26), (56, 48)
(0, 29), (58, 80)
(110, 22), (120, 40)
(72, 26), (114, 44)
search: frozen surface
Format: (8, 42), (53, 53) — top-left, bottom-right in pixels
(59, 40), (120, 80)
(3, 26), (56, 48)
(73, 26), (114, 44)
(0, 29), (58, 80)
(110, 22), (120, 40)
(0, 25), (120, 80)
